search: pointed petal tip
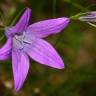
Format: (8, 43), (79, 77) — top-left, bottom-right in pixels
(5, 8), (32, 37)
(45, 62), (64, 69)
(53, 17), (70, 28)
(54, 63), (65, 69)
(14, 81), (21, 92)
(14, 85), (21, 93)
(12, 50), (29, 92)
(26, 7), (31, 13)
(14, 87), (19, 93)
(58, 65), (65, 69)
(27, 17), (70, 38)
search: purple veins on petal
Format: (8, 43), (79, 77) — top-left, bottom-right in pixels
(27, 17), (70, 38)
(12, 49), (29, 92)
(0, 37), (12, 60)
(25, 38), (64, 69)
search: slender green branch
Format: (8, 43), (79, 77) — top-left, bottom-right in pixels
(69, 12), (91, 20)
(64, 0), (88, 12)
(10, 8), (25, 26)
(54, 0), (89, 46)
(0, 34), (5, 41)
(52, 0), (56, 18)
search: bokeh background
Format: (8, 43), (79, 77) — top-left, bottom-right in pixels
(0, 0), (96, 96)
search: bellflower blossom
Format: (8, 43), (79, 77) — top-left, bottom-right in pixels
(0, 8), (70, 91)
(79, 11), (96, 22)
(79, 11), (96, 27)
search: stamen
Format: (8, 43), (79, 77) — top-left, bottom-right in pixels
(13, 32), (32, 50)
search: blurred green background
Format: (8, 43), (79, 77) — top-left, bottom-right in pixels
(0, 0), (96, 96)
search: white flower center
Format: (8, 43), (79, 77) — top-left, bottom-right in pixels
(13, 32), (32, 50)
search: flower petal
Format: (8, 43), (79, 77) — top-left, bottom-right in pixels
(0, 38), (12, 60)
(12, 49), (29, 92)
(25, 38), (64, 69)
(27, 17), (70, 38)
(5, 8), (31, 37)
(15, 8), (31, 32)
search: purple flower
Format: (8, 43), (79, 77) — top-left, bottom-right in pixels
(0, 8), (69, 92)
(79, 11), (96, 22)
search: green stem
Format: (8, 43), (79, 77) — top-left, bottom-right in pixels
(10, 8), (25, 26)
(69, 12), (89, 20)
(70, 12), (82, 20)
(64, 0), (88, 12)
(54, 1), (89, 46)
(0, 34), (5, 41)
(52, 0), (56, 18)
